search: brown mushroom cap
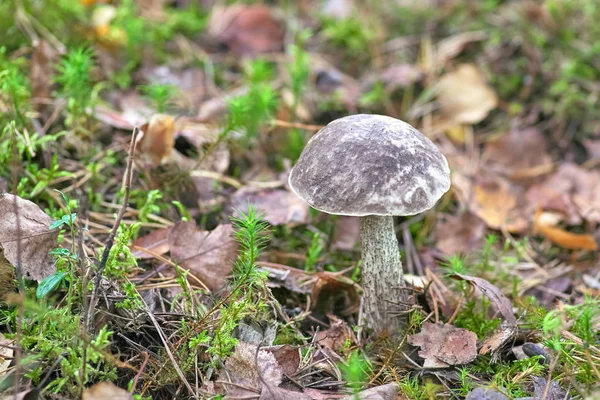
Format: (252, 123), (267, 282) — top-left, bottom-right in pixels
(288, 114), (451, 216)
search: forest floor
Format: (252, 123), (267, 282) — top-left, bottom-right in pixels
(1, 0), (600, 399)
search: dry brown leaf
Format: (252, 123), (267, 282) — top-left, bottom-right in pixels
(408, 322), (477, 368)
(526, 163), (600, 224)
(452, 169), (529, 233)
(483, 128), (553, 179)
(224, 341), (286, 398)
(534, 209), (598, 251)
(479, 324), (518, 355)
(168, 222), (237, 291)
(136, 114), (175, 168)
(132, 227), (172, 259)
(209, 5), (284, 55)
(0, 194), (58, 282)
(435, 212), (487, 257)
(332, 216), (360, 251)
(436, 64), (498, 125)
(450, 273), (517, 325)
(265, 345), (300, 376)
(230, 187), (310, 227)
(82, 382), (132, 400)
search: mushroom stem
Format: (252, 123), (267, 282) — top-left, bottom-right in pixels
(359, 215), (405, 335)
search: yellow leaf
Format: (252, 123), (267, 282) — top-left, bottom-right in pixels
(437, 64), (498, 125)
(534, 209), (598, 250)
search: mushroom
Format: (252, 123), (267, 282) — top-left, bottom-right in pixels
(288, 114), (450, 334)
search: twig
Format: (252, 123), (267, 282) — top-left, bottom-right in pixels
(85, 127), (140, 330)
(130, 352), (149, 393)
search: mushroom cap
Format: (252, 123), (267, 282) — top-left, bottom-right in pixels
(288, 114), (451, 217)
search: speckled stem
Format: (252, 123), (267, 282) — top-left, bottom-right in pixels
(360, 215), (405, 335)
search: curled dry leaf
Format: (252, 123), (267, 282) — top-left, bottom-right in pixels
(483, 128), (553, 179)
(534, 209), (598, 251)
(230, 187), (310, 227)
(312, 272), (360, 315)
(450, 273), (517, 325)
(408, 322), (478, 368)
(0, 194), (58, 282)
(224, 341), (283, 398)
(436, 64), (498, 125)
(136, 114), (175, 168)
(82, 382), (132, 400)
(479, 323), (518, 356)
(209, 5), (284, 55)
(435, 212), (487, 257)
(452, 169), (529, 233)
(168, 222), (237, 291)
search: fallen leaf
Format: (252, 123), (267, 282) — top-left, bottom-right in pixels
(209, 5), (284, 55)
(436, 64), (498, 125)
(136, 114), (176, 168)
(224, 341), (284, 398)
(483, 127), (553, 179)
(168, 222), (237, 291)
(332, 216), (360, 251)
(0, 194), (58, 282)
(264, 345), (300, 376)
(479, 323), (518, 356)
(534, 209), (597, 250)
(132, 227), (172, 259)
(340, 383), (399, 400)
(408, 322), (478, 368)
(526, 163), (600, 224)
(435, 212), (487, 257)
(230, 187), (310, 227)
(452, 169), (529, 233)
(82, 382), (132, 400)
(450, 273), (517, 325)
